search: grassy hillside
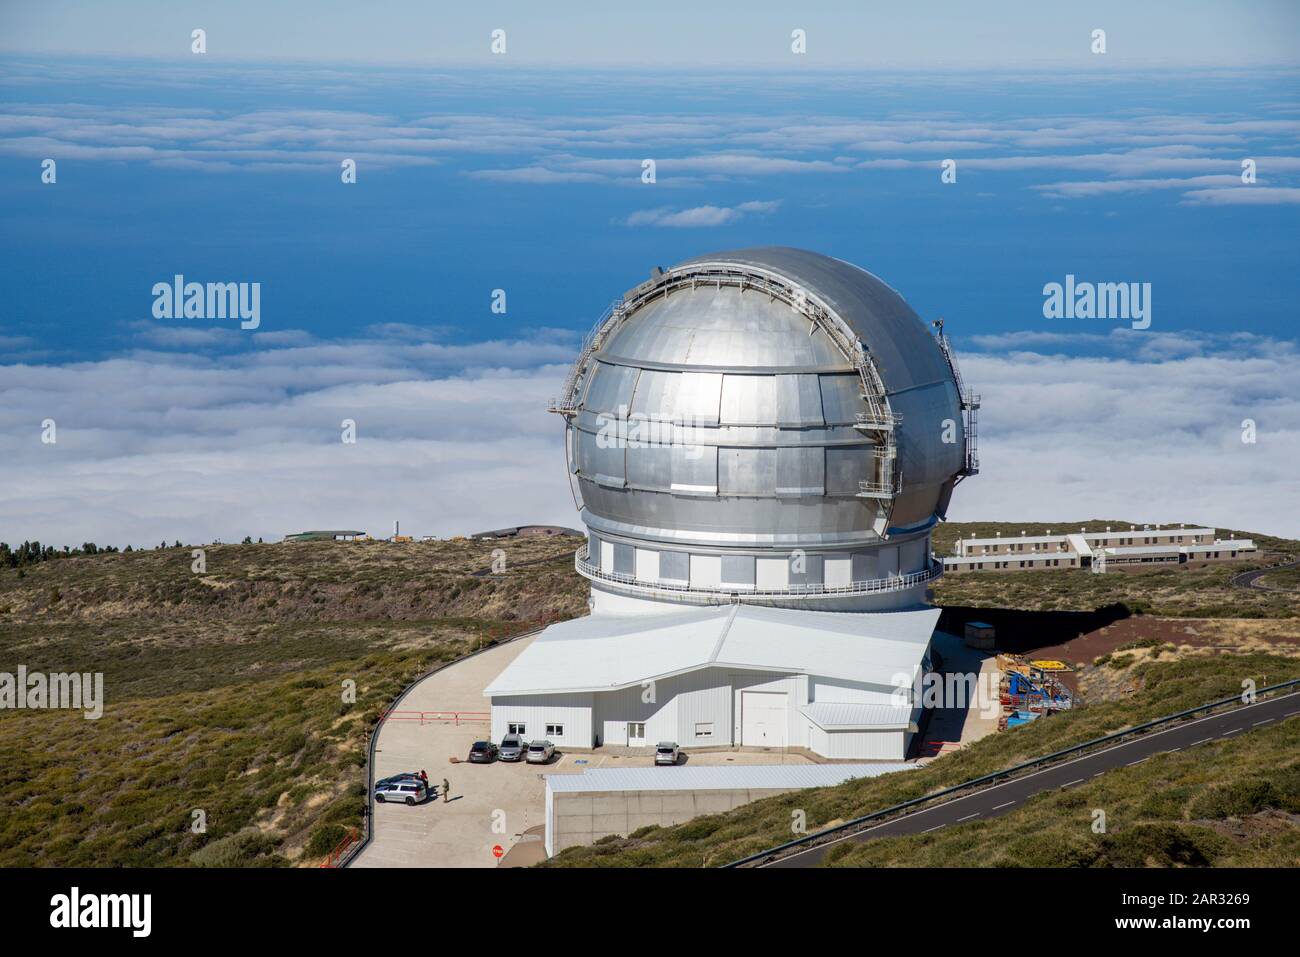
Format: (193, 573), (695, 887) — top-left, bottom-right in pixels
(547, 651), (1300, 867)
(826, 718), (1300, 867)
(2, 519), (1296, 868)
(0, 536), (587, 867)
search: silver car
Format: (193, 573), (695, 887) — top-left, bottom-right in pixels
(654, 742), (680, 766)
(374, 779), (427, 806)
(499, 733), (527, 762)
(525, 740), (555, 764)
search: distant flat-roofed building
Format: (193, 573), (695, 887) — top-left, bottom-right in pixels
(468, 525), (585, 540)
(282, 529), (366, 543)
(943, 525), (1256, 574)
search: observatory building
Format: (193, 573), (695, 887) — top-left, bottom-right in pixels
(485, 248), (978, 760)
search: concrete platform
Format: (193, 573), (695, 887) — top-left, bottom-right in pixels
(351, 633), (550, 868)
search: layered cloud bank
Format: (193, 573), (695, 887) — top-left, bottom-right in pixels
(3, 61), (1299, 206)
(953, 331), (1298, 537)
(1, 327), (1295, 548)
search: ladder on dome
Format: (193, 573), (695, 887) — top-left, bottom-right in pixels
(548, 298), (627, 416)
(851, 345), (903, 539)
(933, 319), (980, 483)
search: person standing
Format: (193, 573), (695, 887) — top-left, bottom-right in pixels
(442, 777), (451, 803)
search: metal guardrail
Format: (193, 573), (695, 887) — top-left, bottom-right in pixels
(549, 299), (625, 414)
(318, 827), (359, 868)
(574, 547), (942, 601)
(376, 709), (490, 726)
(726, 676), (1300, 868)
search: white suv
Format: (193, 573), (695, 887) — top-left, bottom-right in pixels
(374, 780), (427, 806)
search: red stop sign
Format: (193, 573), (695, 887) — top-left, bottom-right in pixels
(492, 844), (504, 859)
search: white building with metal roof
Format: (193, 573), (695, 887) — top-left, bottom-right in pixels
(485, 249), (974, 761)
(944, 524), (1256, 574)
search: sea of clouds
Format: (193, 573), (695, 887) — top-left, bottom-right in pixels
(1, 325), (1295, 548)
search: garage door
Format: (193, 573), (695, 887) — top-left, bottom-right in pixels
(741, 691), (788, 748)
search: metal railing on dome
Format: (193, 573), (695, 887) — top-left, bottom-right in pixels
(574, 546), (942, 601)
(548, 298), (626, 415)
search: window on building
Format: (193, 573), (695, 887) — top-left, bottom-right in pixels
(695, 722), (713, 738)
(546, 723), (564, 737)
(507, 723), (526, 736)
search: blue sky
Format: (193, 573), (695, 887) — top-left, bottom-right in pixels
(4, 1), (1298, 69)
(0, 4), (1297, 546)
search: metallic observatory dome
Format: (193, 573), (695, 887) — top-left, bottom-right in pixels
(551, 247), (978, 611)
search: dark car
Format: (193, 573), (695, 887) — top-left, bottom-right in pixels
(375, 772), (424, 788)
(468, 740), (499, 764)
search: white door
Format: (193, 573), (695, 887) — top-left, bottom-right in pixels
(627, 722), (646, 747)
(741, 691), (788, 747)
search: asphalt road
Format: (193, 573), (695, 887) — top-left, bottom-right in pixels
(761, 689), (1300, 868)
(1230, 561), (1300, 592)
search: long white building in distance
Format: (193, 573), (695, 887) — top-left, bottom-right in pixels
(484, 248), (978, 761)
(943, 525), (1256, 574)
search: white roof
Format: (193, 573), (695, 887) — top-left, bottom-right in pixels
(961, 534), (1065, 547)
(545, 763), (912, 794)
(485, 604), (939, 697)
(1084, 527), (1214, 540)
(945, 553), (1079, 565)
(960, 528), (1218, 548)
(1066, 533), (1093, 557)
(801, 701), (913, 730)
(1101, 544), (1181, 556)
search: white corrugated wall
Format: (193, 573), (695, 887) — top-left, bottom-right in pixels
(491, 692), (595, 748)
(810, 675), (906, 706)
(730, 671), (807, 749)
(817, 728), (906, 760)
(592, 682), (676, 746)
(672, 669), (734, 745)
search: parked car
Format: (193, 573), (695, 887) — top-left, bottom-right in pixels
(498, 734), (528, 762)
(375, 772), (423, 788)
(468, 740), (499, 764)
(374, 779), (427, 806)
(525, 740), (555, 764)
(654, 742), (681, 766)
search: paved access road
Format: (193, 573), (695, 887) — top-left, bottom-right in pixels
(1230, 560), (1300, 592)
(762, 689), (1300, 868)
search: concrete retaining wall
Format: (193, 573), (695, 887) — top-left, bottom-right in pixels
(550, 787), (799, 855)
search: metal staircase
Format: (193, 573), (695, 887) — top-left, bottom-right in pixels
(548, 298), (626, 416)
(933, 319), (980, 483)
